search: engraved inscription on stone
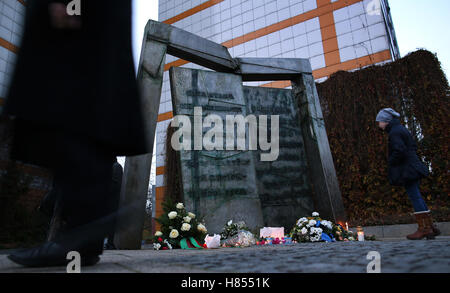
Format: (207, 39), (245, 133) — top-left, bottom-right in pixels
(170, 67), (264, 233)
(243, 86), (314, 228)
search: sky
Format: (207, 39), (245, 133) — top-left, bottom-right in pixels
(131, 0), (450, 81)
(388, 0), (450, 80)
(132, 0), (159, 68)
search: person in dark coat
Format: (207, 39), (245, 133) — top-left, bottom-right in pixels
(376, 108), (440, 240)
(104, 159), (123, 250)
(3, 1), (148, 267)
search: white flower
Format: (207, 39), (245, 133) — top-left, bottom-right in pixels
(181, 223), (191, 231)
(168, 211), (177, 219)
(169, 229), (179, 239)
(311, 235), (321, 242)
(155, 231), (163, 237)
(153, 243), (161, 250)
(183, 216), (192, 223)
(309, 220), (316, 227)
(297, 218), (307, 226)
(301, 228), (308, 235)
(188, 212), (196, 219)
(176, 203), (184, 209)
(197, 224), (207, 233)
(297, 217), (308, 226)
(322, 221), (333, 230)
(312, 212), (319, 217)
(227, 220), (233, 226)
(310, 227), (323, 236)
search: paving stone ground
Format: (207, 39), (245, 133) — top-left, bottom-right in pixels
(0, 237), (449, 273)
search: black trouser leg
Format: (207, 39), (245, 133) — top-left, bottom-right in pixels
(52, 136), (115, 256)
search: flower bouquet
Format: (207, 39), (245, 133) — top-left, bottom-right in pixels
(152, 199), (208, 249)
(220, 220), (256, 247)
(290, 212), (356, 243)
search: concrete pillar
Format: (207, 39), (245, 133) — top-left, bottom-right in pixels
(114, 24), (167, 249)
(291, 73), (347, 224)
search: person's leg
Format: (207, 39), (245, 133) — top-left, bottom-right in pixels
(105, 163), (122, 249)
(55, 136), (115, 257)
(8, 134), (115, 267)
(405, 180), (428, 212)
(404, 180), (436, 240)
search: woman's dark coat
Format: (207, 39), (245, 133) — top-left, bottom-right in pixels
(386, 118), (429, 186)
(3, 0), (147, 166)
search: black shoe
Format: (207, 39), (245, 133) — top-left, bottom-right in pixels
(8, 242), (101, 268)
(8, 242), (68, 268)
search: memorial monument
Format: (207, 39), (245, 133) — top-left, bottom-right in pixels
(115, 20), (346, 247)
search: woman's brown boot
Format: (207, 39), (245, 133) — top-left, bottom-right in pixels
(424, 212), (441, 237)
(406, 211), (435, 240)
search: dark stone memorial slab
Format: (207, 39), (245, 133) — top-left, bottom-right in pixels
(169, 67), (264, 234)
(243, 87), (315, 229)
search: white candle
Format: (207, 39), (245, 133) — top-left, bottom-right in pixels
(358, 232), (365, 241)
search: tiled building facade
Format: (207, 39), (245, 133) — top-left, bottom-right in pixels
(153, 0), (399, 220)
(0, 1), (53, 212)
(0, 0), (25, 112)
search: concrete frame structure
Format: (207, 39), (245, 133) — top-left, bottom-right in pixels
(116, 19), (346, 249)
(155, 0), (400, 227)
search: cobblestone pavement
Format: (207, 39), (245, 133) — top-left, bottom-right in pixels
(0, 237), (449, 273)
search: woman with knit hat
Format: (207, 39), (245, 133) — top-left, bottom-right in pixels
(376, 108), (440, 240)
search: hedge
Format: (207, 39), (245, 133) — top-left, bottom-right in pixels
(316, 50), (449, 226)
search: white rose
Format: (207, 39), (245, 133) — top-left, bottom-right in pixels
(181, 223), (191, 231)
(176, 203), (184, 209)
(197, 224), (207, 233)
(188, 212), (196, 219)
(312, 212), (319, 217)
(309, 220), (316, 226)
(168, 211), (177, 219)
(227, 220), (233, 226)
(183, 216), (192, 223)
(169, 229), (179, 239)
(301, 228), (308, 235)
(155, 231), (163, 237)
